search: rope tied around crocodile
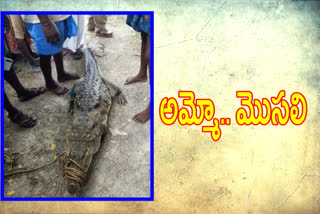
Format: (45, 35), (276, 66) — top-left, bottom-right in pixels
(59, 153), (87, 185)
(4, 152), (66, 178)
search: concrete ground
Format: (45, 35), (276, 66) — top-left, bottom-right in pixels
(3, 15), (150, 197)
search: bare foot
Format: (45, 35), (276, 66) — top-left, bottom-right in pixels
(133, 105), (150, 123)
(124, 74), (148, 85)
(58, 71), (80, 82)
(47, 81), (69, 95)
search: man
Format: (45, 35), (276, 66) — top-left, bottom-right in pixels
(23, 15), (80, 95)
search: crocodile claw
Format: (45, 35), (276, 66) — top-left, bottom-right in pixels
(116, 93), (127, 105)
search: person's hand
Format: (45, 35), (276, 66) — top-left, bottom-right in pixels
(37, 15), (61, 44)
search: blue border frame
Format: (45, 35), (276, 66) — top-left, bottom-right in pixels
(1, 11), (154, 201)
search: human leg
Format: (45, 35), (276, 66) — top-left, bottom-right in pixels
(53, 51), (80, 82)
(4, 69), (25, 96)
(124, 32), (148, 85)
(133, 102), (150, 123)
(132, 34), (150, 123)
(4, 92), (19, 117)
(5, 92), (37, 128)
(4, 68), (46, 101)
(88, 15), (95, 31)
(94, 15), (107, 31)
(94, 15), (113, 37)
(40, 54), (68, 95)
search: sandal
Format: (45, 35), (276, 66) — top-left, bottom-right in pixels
(72, 49), (83, 60)
(18, 87), (46, 102)
(96, 29), (113, 38)
(8, 110), (37, 128)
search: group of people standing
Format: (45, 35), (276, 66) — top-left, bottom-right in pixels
(4, 14), (150, 128)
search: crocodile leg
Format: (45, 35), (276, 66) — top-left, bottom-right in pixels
(101, 77), (127, 105)
(68, 82), (79, 115)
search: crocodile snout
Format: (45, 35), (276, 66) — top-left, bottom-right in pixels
(67, 180), (81, 194)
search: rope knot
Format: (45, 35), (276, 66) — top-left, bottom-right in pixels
(60, 153), (87, 185)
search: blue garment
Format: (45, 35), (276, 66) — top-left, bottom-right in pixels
(25, 16), (77, 55)
(126, 15), (150, 35)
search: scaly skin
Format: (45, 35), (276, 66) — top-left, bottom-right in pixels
(62, 48), (127, 196)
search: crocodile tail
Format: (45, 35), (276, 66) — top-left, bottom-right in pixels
(85, 48), (100, 76)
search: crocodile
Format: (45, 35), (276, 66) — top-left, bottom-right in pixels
(61, 48), (127, 196)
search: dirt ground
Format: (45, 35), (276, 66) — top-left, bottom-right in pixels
(3, 15), (150, 197)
